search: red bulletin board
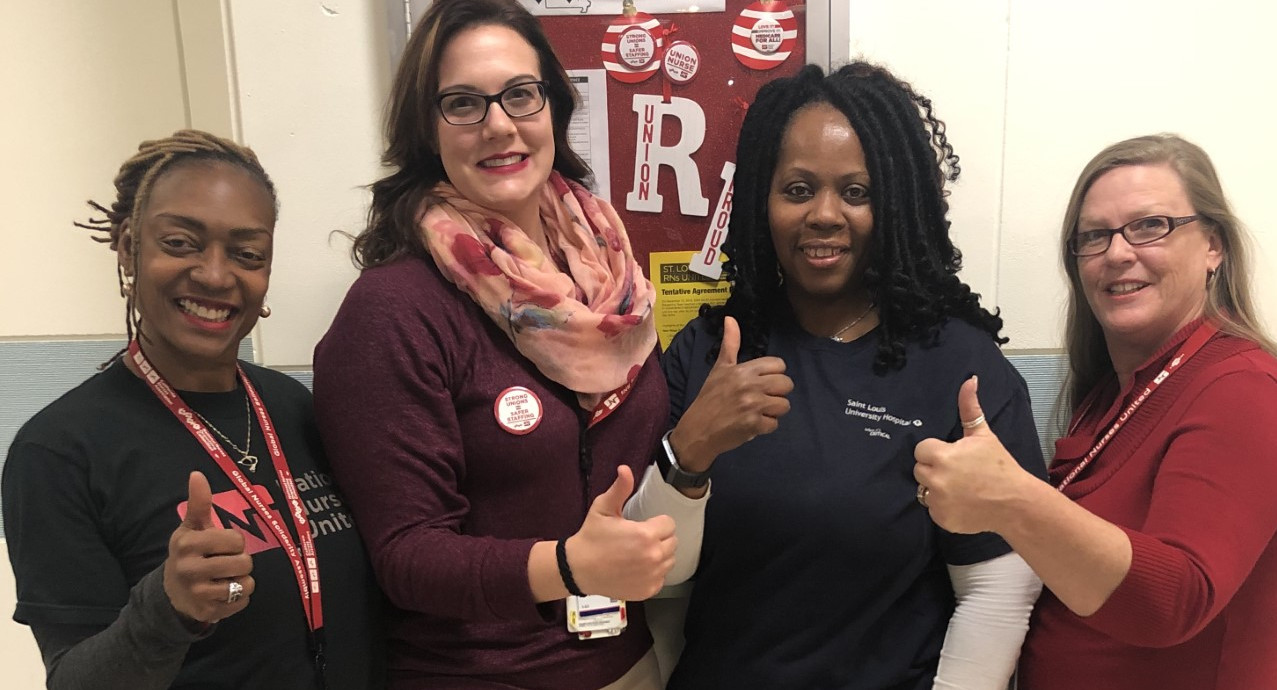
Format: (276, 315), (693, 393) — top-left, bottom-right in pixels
(536, 1), (807, 268)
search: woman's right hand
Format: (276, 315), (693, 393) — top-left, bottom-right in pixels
(669, 316), (793, 472)
(565, 465), (676, 600)
(163, 472), (255, 624)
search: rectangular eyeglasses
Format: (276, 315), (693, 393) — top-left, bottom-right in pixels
(436, 81), (548, 126)
(1068, 214), (1201, 256)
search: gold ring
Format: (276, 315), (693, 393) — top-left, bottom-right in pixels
(916, 484), (930, 508)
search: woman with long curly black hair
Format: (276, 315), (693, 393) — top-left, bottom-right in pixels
(658, 62), (1047, 688)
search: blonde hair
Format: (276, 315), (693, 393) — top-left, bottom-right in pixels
(1058, 133), (1273, 413)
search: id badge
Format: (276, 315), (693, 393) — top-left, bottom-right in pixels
(566, 595), (627, 640)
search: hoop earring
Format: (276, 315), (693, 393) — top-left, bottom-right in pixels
(117, 262), (134, 298)
(260, 305), (272, 318)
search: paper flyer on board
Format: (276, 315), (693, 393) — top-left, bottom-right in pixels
(649, 250), (729, 350)
(567, 69), (612, 201)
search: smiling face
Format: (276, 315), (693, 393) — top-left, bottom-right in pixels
(1076, 163), (1222, 370)
(768, 103), (875, 323)
(434, 24), (554, 228)
(120, 160), (275, 390)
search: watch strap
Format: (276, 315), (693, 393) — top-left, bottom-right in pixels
(658, 430), (710, 489)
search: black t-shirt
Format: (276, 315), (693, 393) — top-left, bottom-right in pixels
(664, 315), (1046, 690)
(3, 361), (384, 689)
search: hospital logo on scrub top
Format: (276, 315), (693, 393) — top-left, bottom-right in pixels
(494, 386), (544, 435)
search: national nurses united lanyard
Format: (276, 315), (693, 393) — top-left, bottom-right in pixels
(127, 340), (326, 682)
(587, 375), (637, 428)
(1055, 321), (1219, 491)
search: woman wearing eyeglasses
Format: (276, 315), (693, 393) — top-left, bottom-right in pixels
(311, 1), (696, 687)
(913, 134), (1277, 689)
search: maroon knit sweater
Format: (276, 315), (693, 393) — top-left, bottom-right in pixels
(1021, 321), (1277, 689)
(313, 257), (665, 689)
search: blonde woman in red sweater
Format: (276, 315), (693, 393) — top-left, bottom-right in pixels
(915, 134), (1277, 689)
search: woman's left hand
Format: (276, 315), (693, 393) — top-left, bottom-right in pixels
(913, 376), (1035, 535)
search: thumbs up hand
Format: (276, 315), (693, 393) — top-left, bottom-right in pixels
(565, 466), (677, 601)
(669, 316), (794, 476)
(956, 375), (993, 440)
(164, 471), (255, 624)
(181, 470), (216, 531)
(913, 377), (1031, 535)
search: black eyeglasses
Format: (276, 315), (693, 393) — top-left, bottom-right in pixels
(436, 81), (548, 126)
(1068, 214), (1202, 256)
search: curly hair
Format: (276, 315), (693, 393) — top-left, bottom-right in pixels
(75, 129), (277, 349)
(703, 61), (1004, 373)
(352, 0), (591, 269)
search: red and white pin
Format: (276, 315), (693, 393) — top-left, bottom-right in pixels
(601, 0), (663, 84)
(494, 386), (543, 435)
(661, 40), (700, 85)
(731, 0), (797, 71)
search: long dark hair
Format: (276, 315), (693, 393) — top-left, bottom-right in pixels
(706, 62), (1003, 372)
(353, 0), (591, 269)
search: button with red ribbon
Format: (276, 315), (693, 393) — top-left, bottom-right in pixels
(601, 1), (663, 84)
(732, 0), (797, 71)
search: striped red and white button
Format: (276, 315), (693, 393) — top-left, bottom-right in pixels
(601, 11), (663, 84)
(731, 0), (797, 71)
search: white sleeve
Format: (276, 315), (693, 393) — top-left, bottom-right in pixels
(932, 551), (1041, 690)
(623, 464), (709, 586)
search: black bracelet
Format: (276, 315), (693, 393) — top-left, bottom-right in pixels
(556, 538), (586, 597)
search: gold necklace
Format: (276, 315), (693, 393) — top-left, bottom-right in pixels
(828, 302), (876, 343)
(194, 396), (258, 473)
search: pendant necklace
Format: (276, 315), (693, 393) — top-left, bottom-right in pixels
(828, 302), (876, 343)
(194, 396), (258, 473)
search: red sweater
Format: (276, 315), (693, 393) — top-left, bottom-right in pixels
(313, 257), (664, 689)
(1020, 322), (1277, 689)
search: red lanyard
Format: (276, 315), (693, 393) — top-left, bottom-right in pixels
(128, 341), (324, 638)
(588, 376), (637, 428)
(1056, 321), (1218, 491)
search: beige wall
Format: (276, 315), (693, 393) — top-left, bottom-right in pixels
(229, 0), (391, 366)
(0, 0), (188, 338)
(849, 0), (1277, 349)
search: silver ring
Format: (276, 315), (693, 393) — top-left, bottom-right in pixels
(960, 414), (986, 430)
(916, 484), (930, 508)
(227, 580), (244, 604)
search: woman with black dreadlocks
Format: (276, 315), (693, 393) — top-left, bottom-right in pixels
(2, 130), (383, 689)
(658, 63), (1047, 688)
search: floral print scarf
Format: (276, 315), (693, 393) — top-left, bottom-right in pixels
(419, 172), (656, 412)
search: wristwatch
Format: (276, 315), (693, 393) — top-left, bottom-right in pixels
(657, 430), (711, 490)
